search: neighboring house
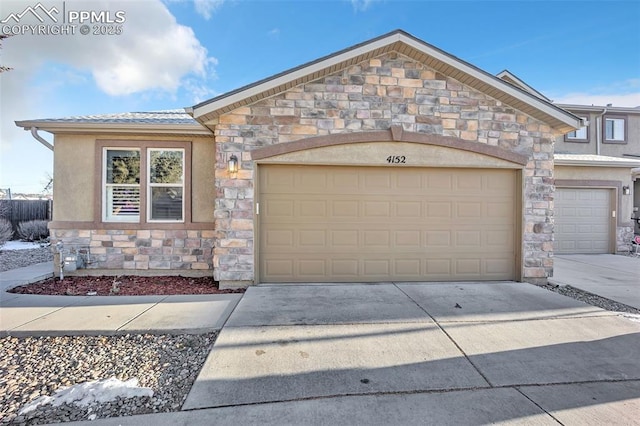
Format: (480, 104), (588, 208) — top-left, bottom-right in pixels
(15, 30), (638, 288)
(554, 104), (640, 242)
(498, 71), (640, 253)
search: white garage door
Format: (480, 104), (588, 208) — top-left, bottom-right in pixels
(555, 188), (612, 254)
(258, 165), (517, 283)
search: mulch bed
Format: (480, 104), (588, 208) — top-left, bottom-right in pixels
(8, 275), (245, 296)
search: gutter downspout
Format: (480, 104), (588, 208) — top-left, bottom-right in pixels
(595, 107), (608, 156)
(29, 127), (53, 151)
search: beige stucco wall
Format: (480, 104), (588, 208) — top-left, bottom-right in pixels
(555, 165), (633, 183)
(52, 133), (215, 223)
(191, 139), (215, 222)
(555, 112), (640, 158)
(52, 134), (95, 221)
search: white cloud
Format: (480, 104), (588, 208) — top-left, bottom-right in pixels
(163, 0), (225, 20)
(194, 0), (225, 20)
(0, 0), (217, 193)
(2, 0), (216, 94)
(550, 79), (640, 108)
(552, 92), (640, 108)
(349, 0), (375, 12)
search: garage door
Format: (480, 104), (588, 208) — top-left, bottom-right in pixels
(555, 188), (611, 254)
(258, 165), (517, 282)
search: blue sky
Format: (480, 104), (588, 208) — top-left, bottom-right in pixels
(1, 0), (639, 194)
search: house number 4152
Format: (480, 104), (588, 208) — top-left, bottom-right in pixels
(386, 155), (406, 164)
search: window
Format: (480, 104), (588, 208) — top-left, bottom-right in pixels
(565, 116), (588, 142)
(604, 117), (626, 142)
(104, 149), (140, 222)
(102, 144), (187, 224)
(148, 149), (184, 222)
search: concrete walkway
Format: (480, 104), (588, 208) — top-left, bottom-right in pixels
(551, 254), (640, 309)
(0, 261), (54, 292)
(0, 262), (242, 336)
(74, 282), (640, 425)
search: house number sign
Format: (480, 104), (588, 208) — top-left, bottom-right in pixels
(386, 155), (406, 164)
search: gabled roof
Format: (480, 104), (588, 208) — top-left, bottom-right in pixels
(187, 29), (581, 134)
(15, 110), (211, 136)
(496, 70), (551, 102)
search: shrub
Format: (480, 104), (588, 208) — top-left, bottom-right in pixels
(0, 218), (13, 247)
(17, 220), (49, 242)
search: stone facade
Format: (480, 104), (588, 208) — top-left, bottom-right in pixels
(212, 53), (559, 285)
(51, 229), (214, 272)
(617, 225), (636, 253)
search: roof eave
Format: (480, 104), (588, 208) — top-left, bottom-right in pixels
(555, 158), (640, 168)
(555, 104), (640, 114)
(15, 121), (212, 136)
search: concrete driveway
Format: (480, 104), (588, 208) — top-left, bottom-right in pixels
(551, 254), (640, 309)
(164, 282), (639, 425)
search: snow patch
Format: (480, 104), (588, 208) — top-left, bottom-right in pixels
(618, 313), (640, 323)
(1, 241), (46, 251)
(19, 378), (153, 415)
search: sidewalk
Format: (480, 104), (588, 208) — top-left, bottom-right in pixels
(0, 261), (55, 292)
(0, 262), (242, 336)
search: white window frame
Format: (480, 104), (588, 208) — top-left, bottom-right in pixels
(102, 148), (141, 223)
(604, 117), (626, 142)
(147, 148), (185, 223)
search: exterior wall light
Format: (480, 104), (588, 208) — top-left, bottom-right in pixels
(228, 154), (239, 174)
(622, 185), (630, 195)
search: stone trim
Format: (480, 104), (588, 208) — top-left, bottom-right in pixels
(250, 128), (529, 165)
(48, 221), (215, 230)
(61, 269), (212, 278)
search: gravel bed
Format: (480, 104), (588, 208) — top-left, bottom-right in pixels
(0, 247), (53, 272)
(0, 333), (216, 425)
(540, 283), (640, 314)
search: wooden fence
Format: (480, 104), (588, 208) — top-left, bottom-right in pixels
(0, 200), (52, 236)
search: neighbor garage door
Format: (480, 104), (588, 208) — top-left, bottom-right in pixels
(258, 165), (517, 282)
(555, 188), (611, 254)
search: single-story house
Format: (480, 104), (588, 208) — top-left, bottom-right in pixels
(16, 30), (639, 288)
